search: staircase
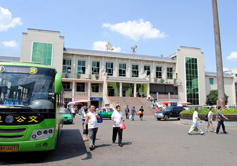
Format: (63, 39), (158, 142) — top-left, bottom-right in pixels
(109, 97), (154, 116)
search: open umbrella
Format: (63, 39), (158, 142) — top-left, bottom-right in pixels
(75, 101), (83, 105)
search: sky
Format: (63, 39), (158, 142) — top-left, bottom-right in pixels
(0, 0), (237, 72)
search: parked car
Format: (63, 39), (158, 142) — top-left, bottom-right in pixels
(155, 106), (184, 120)
(59, 108), (73, 124)
(98, 107), (114, 118)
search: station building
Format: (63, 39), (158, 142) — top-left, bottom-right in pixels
(20, 28), (236, 108)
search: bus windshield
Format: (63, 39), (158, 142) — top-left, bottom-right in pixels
(0, 66), (55, 112)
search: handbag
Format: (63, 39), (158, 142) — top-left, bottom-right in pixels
(129, 115), (132, 120)
(120, 122), (126, 129)
(137, 111), (142, 115)
(97, 113), (103, 123)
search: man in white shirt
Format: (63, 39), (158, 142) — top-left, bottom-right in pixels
(84, 105), (100, 150)
(111, 105), (125, 147)
(206, 107), (215, 132)
(188, 107), (204, 135)
(71, 105), (75, 118)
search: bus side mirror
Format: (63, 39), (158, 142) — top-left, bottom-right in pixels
(55, 72), (62, 94)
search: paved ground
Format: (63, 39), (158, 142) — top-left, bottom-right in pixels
(0, 115), (237, 166)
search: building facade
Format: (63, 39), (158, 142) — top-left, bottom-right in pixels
(20, 28), (236, 108)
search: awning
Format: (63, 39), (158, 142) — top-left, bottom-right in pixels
(67, 101), (83, 105)
(75, 100), (90, 103)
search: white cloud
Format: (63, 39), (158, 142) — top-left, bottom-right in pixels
(93, 41), (121, 52)
(0, 6), (23, 32)
(2, 40), (17, 47)
(227, 52), (237, 60)
(102, 19), (166, 41)
(223, 68), (229, 72)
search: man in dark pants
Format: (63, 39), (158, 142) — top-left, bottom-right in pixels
(125, 105), (129, 119)
(111, 105), (125, 147)
(216, 106), (229, 134)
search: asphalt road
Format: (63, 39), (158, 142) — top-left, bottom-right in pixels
(0, 115), (237, 166)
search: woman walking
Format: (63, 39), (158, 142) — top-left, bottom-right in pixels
(81, 107), (88, 141)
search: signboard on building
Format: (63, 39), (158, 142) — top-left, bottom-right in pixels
(90, 97), (103, 101)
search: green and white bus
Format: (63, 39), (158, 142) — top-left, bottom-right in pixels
(0, 62), (63, 152)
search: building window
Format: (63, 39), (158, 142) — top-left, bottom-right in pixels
(209, 78), (214, 85)
(235, 74), (237, 77)
(63, 59), (71, 73)
(91, 84), (99, 92)
(32, 42), (52, 65)
(77, 61), (86, 74)
(167, 68), (173, 79)
(132, 65), (139, 77)
(106, 62), (113, 76)
(156, 67), (162, 78)
(77, 83), (85, 92)
(144, 66), (150, 76)
(62, 82), (70, 91)
(119, 64), (126, 77)
(186, 57), (199, 105)
(92, 62), (100, 74)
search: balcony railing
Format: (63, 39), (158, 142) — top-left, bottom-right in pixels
(91, 92), (103, 97)
(75, 92), (88, 97)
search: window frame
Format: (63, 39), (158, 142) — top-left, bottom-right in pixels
(77, 60), (86, 74)
(106, 62), (113, 76)
(63, 59), (71, 73)
(144, 65), (150, 76)
(167, 67), (173, 79)
(132, 64), (139, 77)
(119, 64), (126, 77)
(92, 61), (100, 74)
(156, 67), (162, 78)
(209, 78), (214, 85)
(76, 83), (85, 92)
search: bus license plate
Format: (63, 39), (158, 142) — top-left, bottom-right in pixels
(0, 145), (19, 152)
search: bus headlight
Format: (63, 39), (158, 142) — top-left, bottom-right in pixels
(30, 128), (54, 141)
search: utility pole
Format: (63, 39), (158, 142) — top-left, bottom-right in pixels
(212, 0), (225, 108)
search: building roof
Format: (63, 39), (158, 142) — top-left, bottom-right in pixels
(205, 71), (233, 78)
(0, 56), (20, 62)
(64, 48), (175, 63)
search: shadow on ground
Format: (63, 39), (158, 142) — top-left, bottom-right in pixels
(0, 128), (91, 164)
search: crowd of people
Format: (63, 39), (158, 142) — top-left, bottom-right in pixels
(188, 106), (229, 135)
(69, 102), (229, 151)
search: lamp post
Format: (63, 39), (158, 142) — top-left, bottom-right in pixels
(212, 0), (225, 108)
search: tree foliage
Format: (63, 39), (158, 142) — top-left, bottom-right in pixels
(206, 90), (228, 105)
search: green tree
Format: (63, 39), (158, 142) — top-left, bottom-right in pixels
(206, 90), (228, 105)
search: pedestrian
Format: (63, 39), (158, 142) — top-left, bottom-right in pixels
(81, 107), (88, 141)
(111, 105), (125, 147)
(188, 107), (204, 135)
(71, 105), (75, 118)
(155, 105), (158, 113)
(139, 106), (144, 121)
(84, 105), (101, 150)
(125, 105), (129, 119)
(206, 107), (215, 132)
(216, 106), (229, 134)
(152, 100), (155, 109)
(131, 106), (137, 121)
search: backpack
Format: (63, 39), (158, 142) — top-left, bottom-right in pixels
(204, 114), (208, 121)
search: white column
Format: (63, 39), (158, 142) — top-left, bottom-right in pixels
(156, 92), (158, 101)
(120, 82), (122, 97)
(87, 56), (91, 78)
(140, 60), (143, 78)
(152, 61), (155, 82)
(115, 58), (118, 77)
(73, 54), (76, 78)
(168, 92), (170, 101)
(163, 62), (167, 82)
(147, 83), (150, 97)
(128, 59), (131, 78)
(134, 83), (137, 97)
(72, 81), (75, 101)
(88, 82), (91, 99)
